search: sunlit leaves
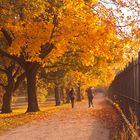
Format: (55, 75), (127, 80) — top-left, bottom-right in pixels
(0, 0), (134, 87)
(0, 0), (124, 66)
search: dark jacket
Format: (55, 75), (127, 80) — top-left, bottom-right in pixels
(86, 88), (93, 99)
(69, 89), (75, 99)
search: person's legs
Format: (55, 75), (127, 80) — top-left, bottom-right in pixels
(91, 99), (93, 107)
(70, 98), (72, 108)
(88, 98), (91, 108)
(71, 98), (74, 108)
(72, 99), (74, 108)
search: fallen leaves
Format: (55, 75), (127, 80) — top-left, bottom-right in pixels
(91, 100), (123, 140)
(0, 107), (60, 133)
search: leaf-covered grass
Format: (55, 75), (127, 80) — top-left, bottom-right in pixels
(0, 106), (63, 133)
(107, 99), (140, 140)
(91, 100), (123, 140)
(0, 100), (86, 133)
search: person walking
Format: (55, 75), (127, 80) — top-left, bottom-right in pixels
(86, 87), (94, 108)
(69, 88), (75, 108)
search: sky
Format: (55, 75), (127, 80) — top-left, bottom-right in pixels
(99, 0), (140, 34)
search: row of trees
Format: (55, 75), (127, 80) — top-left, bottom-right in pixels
(0, 0), (138, 113)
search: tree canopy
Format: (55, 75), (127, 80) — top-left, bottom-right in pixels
(0, 0), (139, 112)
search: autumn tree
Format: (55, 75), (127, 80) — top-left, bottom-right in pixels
(0, 32), (25, 113)
(0, 0), (128, 112)
(0, 0), (64, 112)
(0, 58), (25, 113)
(100, 0), (140, 63)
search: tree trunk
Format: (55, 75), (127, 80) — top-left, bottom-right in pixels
(1, 73), (14, 113)
(26, 67), (40, 112)
(60, 87), (65, 104)
(77, 83), (82, 101)
(54, 84), (61, 106)
(1, 89), (12, 113)
(48, 87), (52, 96)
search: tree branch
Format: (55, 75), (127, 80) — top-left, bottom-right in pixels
(0, 82), (6, 89)
(13, 72), (26, 92)
(40, 43), (55, 59)
(44, 62), (77, 69)
(0, 49), (26, 68)
(13, 66), (20, 78)
(0, 67), (7, 73)
(1, 28), (13, 46)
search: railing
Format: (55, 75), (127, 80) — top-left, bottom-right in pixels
(108, 52), (140, 124)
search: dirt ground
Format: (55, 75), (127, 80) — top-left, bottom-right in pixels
(0, 93), (121, 140)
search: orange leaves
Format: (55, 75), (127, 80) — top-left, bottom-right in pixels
(63, 70), (100, 90)
(84, 0), (99, 5)
(0, 107), (60, 132)
(92, 100), (123, 130)
(0, 0), (130, 79)
(5, 21), (54, 61)
(80, 50), (95, 66)
(117, 0), (127, 7)
(133, 29), (140, 39)
(57, 2), (120, 66)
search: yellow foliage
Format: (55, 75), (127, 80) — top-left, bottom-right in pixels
(0, 0), (126, 67)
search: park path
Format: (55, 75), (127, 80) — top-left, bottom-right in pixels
(0, 93), (112, 140)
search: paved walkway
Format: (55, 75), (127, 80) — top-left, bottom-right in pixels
(0, 93), (110, 140)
